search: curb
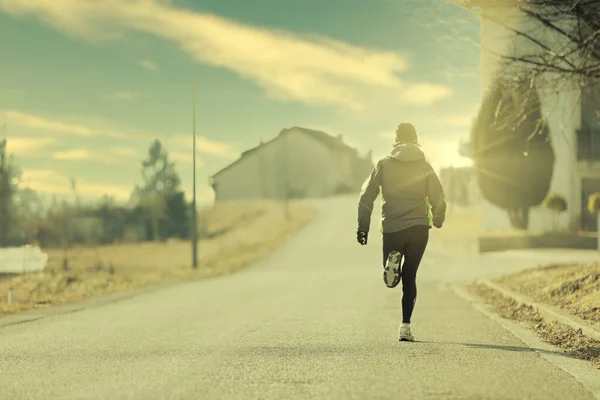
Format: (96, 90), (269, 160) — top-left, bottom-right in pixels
(479, 279), (600, 342)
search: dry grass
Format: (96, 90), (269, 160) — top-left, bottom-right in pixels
(494, 262), (600, 328)
(467, 282), (600, 368)
(0, 200), (314, 315)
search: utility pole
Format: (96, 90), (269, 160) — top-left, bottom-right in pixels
(257, 139), (265, 202)
(283, 131), (290, 220)
(192, 68), (198, 269)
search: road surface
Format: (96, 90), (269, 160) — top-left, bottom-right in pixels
(1, 197), (599, 399)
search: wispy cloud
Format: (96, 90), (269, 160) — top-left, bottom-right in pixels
(1, 109), (93, 136)
(106, 91), (143, 101)
(0, 109), (143, 139)
(20, 168), (132, 200)
(52, 148), (94, 161)
(140, 59), (158, 71)
(2, 136), (56, 153)
(170, 135), (238, 158)
(0, 0), (451, 109)
(170, 151), (204, 167)
(52, 146), (145, 165)
(1, 109), (235, 161)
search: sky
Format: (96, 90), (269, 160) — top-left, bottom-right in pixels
(0, 0), (481, 207)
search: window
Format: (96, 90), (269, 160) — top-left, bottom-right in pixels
(577, 125), (600, 161)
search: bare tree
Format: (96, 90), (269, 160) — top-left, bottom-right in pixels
(446, 0), (600, 86)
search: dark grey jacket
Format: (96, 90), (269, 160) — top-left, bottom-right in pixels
(357, 144), (446, 233)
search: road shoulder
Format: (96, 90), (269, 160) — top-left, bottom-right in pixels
(453, 283), (600, 400)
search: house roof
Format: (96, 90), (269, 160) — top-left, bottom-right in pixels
(210, 127), (356, 179)
(294, 127), (351, 150)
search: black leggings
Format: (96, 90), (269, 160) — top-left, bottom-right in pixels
(382, 225), (429, 324)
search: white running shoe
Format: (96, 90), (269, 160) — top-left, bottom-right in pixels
(383, 251), (401, 288)
(399, 323), (414, 342)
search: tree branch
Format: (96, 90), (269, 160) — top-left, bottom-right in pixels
(480, 12), (578, 70)
(519, 6), (600, 61)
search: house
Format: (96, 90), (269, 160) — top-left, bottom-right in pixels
(451, 0), (600, 232)
(209, 127), (374, 202)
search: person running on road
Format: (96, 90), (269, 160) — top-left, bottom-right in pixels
(357, 123), (446, 342)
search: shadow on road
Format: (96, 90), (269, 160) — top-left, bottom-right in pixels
(241, 341), (572, 361)
(415, 341), (574, 359)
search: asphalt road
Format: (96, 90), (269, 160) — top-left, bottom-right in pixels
(1, 197), (599, 400)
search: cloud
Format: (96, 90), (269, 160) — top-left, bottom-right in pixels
(140, 59), (158, 71)
(106, 91), (143, 101)
(20, 168), (132, 200)
(0, 109), (143, 139)
(195, 136), (238, 158)
(1, 109), (93, 136)
(1, 110), (232, 157)
(52, 146), (144, 164)
(0, 0), (451, 109)
(2, 136), (56, 153)
(49, 143), (208, 167)
(170, 135), (238, 158)
(170, 151), (204, 167)
(51, 148), (94, 160)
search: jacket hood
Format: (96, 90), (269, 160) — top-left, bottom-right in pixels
(390, 143), (425, 161)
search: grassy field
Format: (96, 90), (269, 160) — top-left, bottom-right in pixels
(0, 200), (315, 315)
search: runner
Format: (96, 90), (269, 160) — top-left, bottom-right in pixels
(357, 122), (446, 342)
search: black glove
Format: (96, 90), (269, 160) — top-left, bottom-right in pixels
(357, 230), (368, 245)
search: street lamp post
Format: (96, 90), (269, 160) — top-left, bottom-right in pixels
(283, 131), (290, 220)
(192, 68), (198, 269)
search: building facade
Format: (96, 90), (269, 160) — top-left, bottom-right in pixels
(210, 127), (374, 203)
(453, 0), (600, 232)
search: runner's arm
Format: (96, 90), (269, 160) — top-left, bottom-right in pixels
(357, 161), (382, 233)
(426, 164), (446, 228)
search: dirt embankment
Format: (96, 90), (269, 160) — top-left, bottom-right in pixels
(494, 262), (600, 328)
(468, 282), (600, 368)
(0, 200), (314, 316)
(467, 259), (600, 369)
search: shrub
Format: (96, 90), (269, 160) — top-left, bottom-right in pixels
(588, 192), (600, 214)
(542, 193), (567, 232)
(542, 193), (567, 213)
